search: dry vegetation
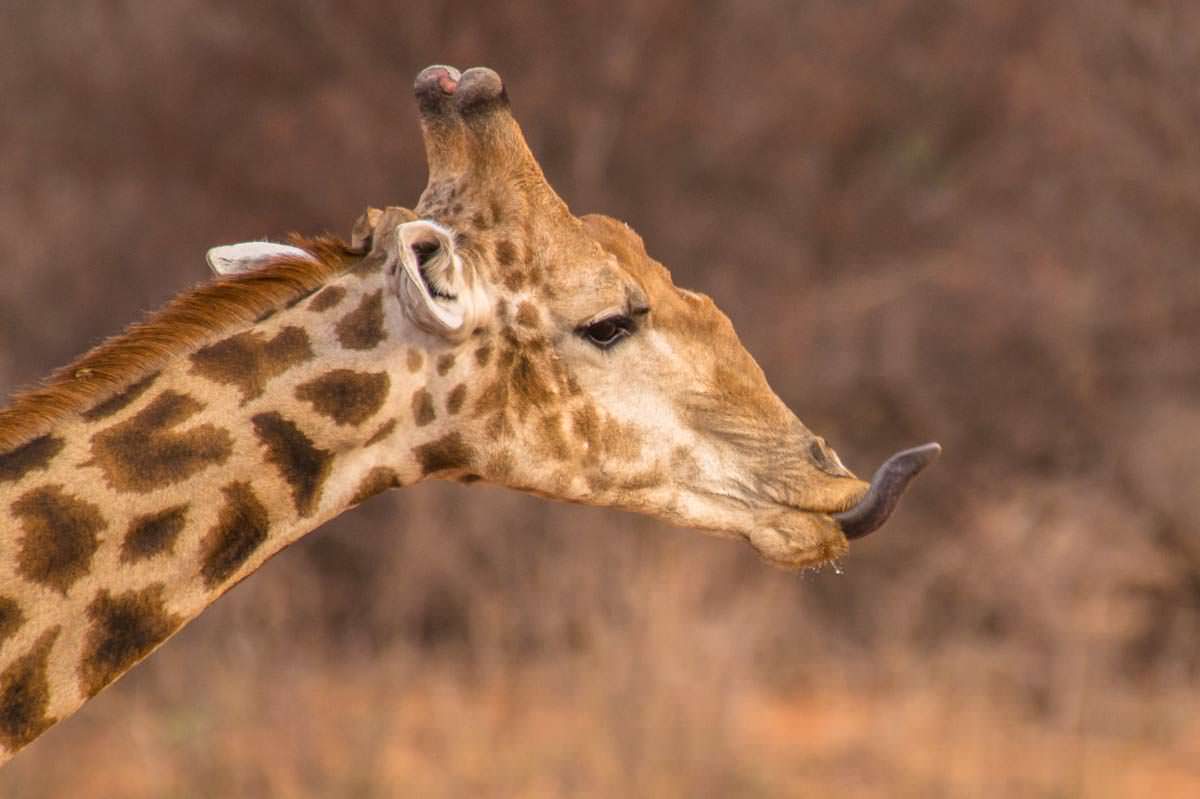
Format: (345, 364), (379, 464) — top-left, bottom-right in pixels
(1, 1), (1198, 795)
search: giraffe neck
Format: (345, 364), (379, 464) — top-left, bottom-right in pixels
(0, 256), (457, 762)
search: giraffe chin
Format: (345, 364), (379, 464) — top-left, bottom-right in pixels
(745, 511), (851, 570)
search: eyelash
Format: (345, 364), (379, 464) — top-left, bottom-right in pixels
(578, 308), (649, 350)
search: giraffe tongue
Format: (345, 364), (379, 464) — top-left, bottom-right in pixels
(832, 443), (941, 539)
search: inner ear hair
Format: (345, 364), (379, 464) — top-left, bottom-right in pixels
(411, 239), (441, 267)
(400, 221), (457, 300)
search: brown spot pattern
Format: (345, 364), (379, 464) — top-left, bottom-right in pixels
(13, 485), (105, 594)
(412, 389), (437, 427)
(473, 375), (511, 439)
(200, 481), (270, 587)
(308, 285), (346, 312)
(414, 432), (475, 476)
(472, 342), (557, 425)
(572, 405), (601, 458)
(89, 391), (233, 493)
(0, 628), (58, 752)
(406, 348), (424, 373)
(336, 290), (386, 350)
(121, 504), (189, 563)
(571, 404), (643, 462)
(536, 413), (572, 461)
(0, 598), (23, 647)
(484, 411), (513, 440)
(495, 239), (518, 267)
(295, 369), (390, 427)
(437, 353), (456, 376)
(350, 467), (400, 505)
(80, 371), (160, 421)
(446, 384), (467, 415)
(602, 416), (643, 462)
(190, 326), (314, 403)
(516, 302), (540, 328)
(625, 469), (666, 490)
(0, 435), (64, 484)
(510, 352), (554, 419)
(78, 585), (182, 698)
(252, 412), (333, 517)
(474, 343), (493, 368)
(365, 419), (397, 447)
(502, 269), (526, 292)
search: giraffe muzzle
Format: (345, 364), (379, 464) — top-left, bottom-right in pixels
(832, 443), (941, 539)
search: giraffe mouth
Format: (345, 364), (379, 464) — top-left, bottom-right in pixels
(831, 443), (941, 539)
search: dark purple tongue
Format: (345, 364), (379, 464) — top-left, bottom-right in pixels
(833, 443), (941, 539)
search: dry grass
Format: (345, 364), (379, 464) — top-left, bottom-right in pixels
(1, 1), (1198, 795)
(8, 655), (1200, 798)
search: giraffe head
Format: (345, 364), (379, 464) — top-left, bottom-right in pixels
(215, 66), (937, 569)
(388, 65), (939, 568)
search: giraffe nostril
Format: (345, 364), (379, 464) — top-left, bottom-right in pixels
(808, 439), (846, 476)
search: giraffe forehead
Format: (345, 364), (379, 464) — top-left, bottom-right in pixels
(417, 183), (628, 309)
(536, 265), (632, 324)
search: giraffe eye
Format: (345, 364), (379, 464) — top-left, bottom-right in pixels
(580, 315), (635, 349)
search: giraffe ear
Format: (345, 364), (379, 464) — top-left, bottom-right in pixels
(205, 242), (317, 276)
(393, 220), (491, 341)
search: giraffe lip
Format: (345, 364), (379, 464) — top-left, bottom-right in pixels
(831, 443), (941, 539)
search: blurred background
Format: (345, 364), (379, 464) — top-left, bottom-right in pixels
(1, 1), (1197, 796)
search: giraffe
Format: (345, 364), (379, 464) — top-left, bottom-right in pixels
(0, 65), (938, 764)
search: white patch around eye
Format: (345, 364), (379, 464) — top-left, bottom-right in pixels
(206, 242), (316, 275)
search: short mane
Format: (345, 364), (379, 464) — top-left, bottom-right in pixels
(0, 235), (352, 452)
